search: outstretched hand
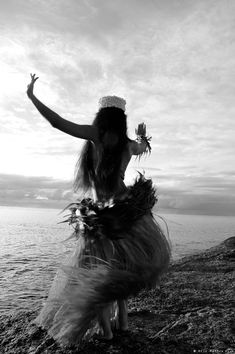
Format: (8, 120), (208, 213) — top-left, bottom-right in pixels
(135, 122), (146, 136)
(26, 73), (39, 99)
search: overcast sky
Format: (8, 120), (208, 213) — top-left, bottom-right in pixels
(0, 0), (234, 215)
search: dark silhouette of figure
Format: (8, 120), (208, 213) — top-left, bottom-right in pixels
(27, 73), (171, 345)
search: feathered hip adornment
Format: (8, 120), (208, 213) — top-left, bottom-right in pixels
(60, 173), (157, 242)
(35, 174), (171, 346)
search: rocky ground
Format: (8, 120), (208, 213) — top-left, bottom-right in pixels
(1, 237), (234, 354)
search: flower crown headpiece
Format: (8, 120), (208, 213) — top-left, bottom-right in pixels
(99, 95), (126, 112)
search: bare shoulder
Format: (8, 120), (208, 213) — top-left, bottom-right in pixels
(129, 139), (140, 155)
(87, 125), (99, 142)
(72, 124), (99, 142)
(128, 138), (148, 156)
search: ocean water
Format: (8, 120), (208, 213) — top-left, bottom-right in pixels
(0, 206), (234, 316)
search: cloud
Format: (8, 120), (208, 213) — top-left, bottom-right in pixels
(158, 191), (235, 216)
(154, 171), (235, 216)
(0, 173), (74, 208)
(0, 0), (234, 215)
(0, 171), (234, 215)
(0, 174), (71, 189)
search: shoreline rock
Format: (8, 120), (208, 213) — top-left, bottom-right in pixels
(1, 237), (234, 353)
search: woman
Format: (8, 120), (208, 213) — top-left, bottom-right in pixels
(27, 73), (171, 345)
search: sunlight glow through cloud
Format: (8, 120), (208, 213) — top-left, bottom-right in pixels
(0, 0), (234, 215)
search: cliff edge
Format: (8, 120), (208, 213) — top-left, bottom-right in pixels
(1, 237), (234, 353)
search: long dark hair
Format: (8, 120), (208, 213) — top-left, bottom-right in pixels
(74, 107), (130, 196)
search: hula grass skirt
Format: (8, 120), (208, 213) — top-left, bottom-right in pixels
(34, 175), (171, 346)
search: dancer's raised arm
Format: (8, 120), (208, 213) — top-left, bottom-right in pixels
(26, 74), (97, 142)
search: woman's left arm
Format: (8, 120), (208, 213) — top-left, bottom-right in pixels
(27, 74), (98, 141)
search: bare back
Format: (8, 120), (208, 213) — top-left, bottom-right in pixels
(91, 138), (133, 200)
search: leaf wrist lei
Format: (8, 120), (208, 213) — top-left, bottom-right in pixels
(136, 134), (152, 155)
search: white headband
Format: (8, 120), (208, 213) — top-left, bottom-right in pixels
(99, 96), (126, 111)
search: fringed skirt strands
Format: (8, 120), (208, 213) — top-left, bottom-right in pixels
(35, 175), (171, 345)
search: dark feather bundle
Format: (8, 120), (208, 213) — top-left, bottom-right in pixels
(61, 174), (157, 241)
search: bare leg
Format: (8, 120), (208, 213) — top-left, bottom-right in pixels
(118, 299), (128, 331)
(98, 305), (113, 340)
